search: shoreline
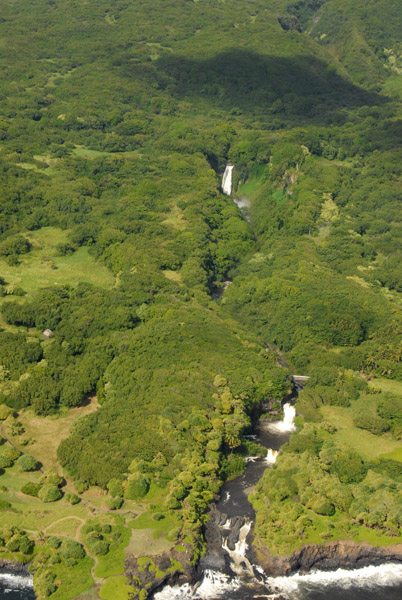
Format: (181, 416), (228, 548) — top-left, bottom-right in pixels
(130, 538), (402, 598)
(252, 538), (402, 577)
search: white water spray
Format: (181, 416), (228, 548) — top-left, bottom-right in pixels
(153, 563), (402, 599)
(0, 573), (34, 589)
(265, 563), (402, 597)
(222, 164), (234, 196)
(222, 520), (254, 578)
(266, 403), (296, 433)
(266, 448), (279, 464)
(153, 569), (242, 599)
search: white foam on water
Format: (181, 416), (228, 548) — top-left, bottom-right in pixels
(245, 456), (259, 463)
(153, 569), (241, 599)
(266, 448), (279, 464)
(266, 403), (296, 433)
(0, 573), (34, 589)
(222, 165), (234, 196)
(265, 563), (402, 595)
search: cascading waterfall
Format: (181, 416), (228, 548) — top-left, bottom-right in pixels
(266, 448), (278, 464)
(266, 403), (296, 433)
(221, 164), (234, 196)
(152, 397), (402, 599)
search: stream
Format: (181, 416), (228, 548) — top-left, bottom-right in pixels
(153, 392), (402, 599)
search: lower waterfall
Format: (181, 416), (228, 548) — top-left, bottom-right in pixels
(152, 396), (402, 600)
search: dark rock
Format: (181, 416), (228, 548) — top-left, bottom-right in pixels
(254, 540), (402, 576)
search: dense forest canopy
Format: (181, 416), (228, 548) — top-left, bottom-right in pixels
(0, 0), (401, 598)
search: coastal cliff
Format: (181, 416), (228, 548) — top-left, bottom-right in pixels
(254, 539), (402, 576)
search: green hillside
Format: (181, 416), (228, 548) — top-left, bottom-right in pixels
(0, 1), (401, 598)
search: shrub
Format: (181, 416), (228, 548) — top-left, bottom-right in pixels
(107, 478), (124, 498)
(65, 492), (80, 505)
(0, 455), (13, 469)
(60, 539), (85, 560)
(74, 479), (89, 494)
(87, 539), (109, 555)
(38, 484), (62, 503)
(0, 404), (13, 420)
(16, 454), (39, 472)
(2, 447), (21, 461)
(20, 482), (41, 497)
(47, 537), (62, 549)
(7, 534), (34, 554)
(40, 469), (63, 486)
(0, 499), (11, 510)
(107, 496), (123, 510)
(124, 473), (150, 500)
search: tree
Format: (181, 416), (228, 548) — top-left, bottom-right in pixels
(16, 454), (38, 472)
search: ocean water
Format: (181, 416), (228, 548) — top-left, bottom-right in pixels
(0, 573), (35, 600)
(152, 563), (402, 599)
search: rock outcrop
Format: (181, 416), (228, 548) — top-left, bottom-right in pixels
(254, 539), (402, 576)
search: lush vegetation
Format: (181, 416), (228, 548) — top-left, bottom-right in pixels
(0, 0), (401, 598)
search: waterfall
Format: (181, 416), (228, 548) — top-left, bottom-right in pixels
(221, 520), (254, 578)
(266, 403), (296, 433)
(222, 164), (234, 196)
(266, 448), (278, 464)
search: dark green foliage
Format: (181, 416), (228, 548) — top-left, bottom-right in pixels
(0, 0), (400, 564)
(20, 482), (41, 497)
(0, 333), (42, 380)
(16, 454), (39, 472)
(60, 539), (85, 560)
(40, 469), (63, 487)
(330, 448), (366, 484)
(0, 455), (14, 469)
(65, 492), (80, 505)
(38, 485), (62, 503)
(125, 474), (150, 501)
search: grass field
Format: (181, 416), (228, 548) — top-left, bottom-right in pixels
(378, 447), (402, 462)
(0, 227), (115, 298)
(18, 398), (100, 470)
(320, 405), (402, 461)
(368, 377), (402, 395)
(99, 576), (135, 600)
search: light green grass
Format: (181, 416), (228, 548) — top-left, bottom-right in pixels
(320, 405), (402, 461)
(46, 516), (83, 537)
(0, 227), (115, 297)
(73, 146), (113, 159)
(49, 555), (94, 600)
(383, 75), (402, 99)
(99, 576), (135, 600)
(237, 175), (265, 198)
(378, 447), (402, 462)
(93, 516), (131, 578)
(368, 378), (402, 396)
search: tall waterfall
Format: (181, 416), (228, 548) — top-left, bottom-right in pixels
(222, 164), (234, 196)
(267, 403), (296, 433)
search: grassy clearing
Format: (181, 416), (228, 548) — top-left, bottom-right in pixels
(237, 175), (265, 198)
(368, 377), (402, 395)
(0, 227), (115, 297)
(93, 516), (131, 578)
(45, 516), (83, 537)
(162, 205), (187, 230)
(73, 146), (113, 159)
(127, 528), (173, 557)
(378, 447), (402, 462)
(49, 555), (94, 600)
(320, 405), (401, 461)
(99, 576), (135, 600)
(18, 398), (100, 470)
